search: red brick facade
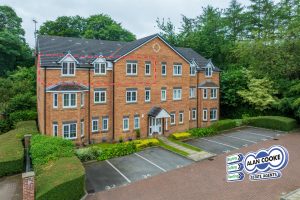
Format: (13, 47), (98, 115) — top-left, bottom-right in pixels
(37, 36), (220, 144)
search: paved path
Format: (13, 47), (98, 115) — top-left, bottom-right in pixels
(0, 174), (22, 200)
(87, 133), (300, 200)
(158, 136), (214, 161)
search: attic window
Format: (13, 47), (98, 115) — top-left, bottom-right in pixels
(190, 64), (196, 76)
(205, 67), (212, 77)
(94, 63), (106, 75)
(62, 62), (76, 76)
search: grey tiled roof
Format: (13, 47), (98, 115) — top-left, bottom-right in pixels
(198, 81), (219, 88)
(37, 34), (218, 70)
(46, 82), (89, 91)
(148, 107), (163, 117)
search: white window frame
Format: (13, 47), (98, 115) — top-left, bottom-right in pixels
(189, 87), (196, 98)
(123, 117), (129, 131)
(179, 112), (184, 124)
(203, 89), (208, 99)
(92, 119), (99, 132)
(94, 91), (106, 104)
(126, 90), (137, 103)
(53, 93), (58, 108)
(63, 123), (77, 139)
(145, 63), (151, 75)
(173, 88), (182, 100)
(63, 93), (77, 108)
(102, 117), (109, 131)
(61, 62), (76, 76)
(192, 109), (197, 120)
(80, 121), (84, 137)
(170, 113), (176, 125)
(81, 92), (84, 107)
(161, 89), (166, 101)
(53, 124), (58, 137)
(205, 67), (212, 77)
(94, 62), (107, 75)
(203, 109), (208, 121)
(145, 89), (151, 102)
(211, 88), (217, 99)
(161, 64), (166, 76)
(126, 62), (138, 75)
(134, 116), (140, 129)
(190, 65), (196, 76)
(173, 64), (182, 76)
(210, 109), (217, 121)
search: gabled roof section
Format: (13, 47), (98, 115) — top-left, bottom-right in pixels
(58, 52), (79, 64)
(148, 107), (170, 118)
(198, 81), (219, 88)
(46, 82), (89, 92)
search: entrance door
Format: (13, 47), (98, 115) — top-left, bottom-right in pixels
(149, 117), (162, 136)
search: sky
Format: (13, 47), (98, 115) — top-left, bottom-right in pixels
(3, 0), (252, 47)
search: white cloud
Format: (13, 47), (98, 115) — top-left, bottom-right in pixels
(2, 0), (251, 47)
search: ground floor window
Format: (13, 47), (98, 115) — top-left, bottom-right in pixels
(92, 119), (99, 132)
(192, 109), (197, 120)
(63, 123), (77, 139)
(123, 117), (129, 131)
(102, 117), (109, 131)
(170, 113), (175, 125)
(134, 116), (140, 129)
(210, 109), (217, 121)
(53, 123), (58, 136)
(179, 112), (184, 124)
(80, 121), (84, 137)
(203, 109), (208, 121)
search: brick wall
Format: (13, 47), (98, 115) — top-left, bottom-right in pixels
(22, 172), (35, 200)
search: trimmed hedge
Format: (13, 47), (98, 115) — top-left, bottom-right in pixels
(244, 116), (298, 131)
(134, 138), (159, 149)
(98, 142), (137, 160)
(0, 120), (37, 177)
(9, 110), (37, 123)
(171, 132), (191, 140)
(188, 127), (216, 137)
(211, 119), (237, 132)
(36, 157), (85, 200)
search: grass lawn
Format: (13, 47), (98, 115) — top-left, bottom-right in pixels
(168, 137), (202, 152)
(158, 139), (189, 157)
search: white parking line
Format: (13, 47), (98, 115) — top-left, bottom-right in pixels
(134, 153), (167, 172)
(105, 160), (131, 183)
(238, 130), (274, 138)
(222, 134), (257, 144)
(200, 138), (239, 149)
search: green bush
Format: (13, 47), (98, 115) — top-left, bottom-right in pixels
(0, 120), (37, 177)
(9, 110), (37, 123)
(98, 142), (137, 161)
(75, 146), (101, 162)
(0, 119), (13, 134)
(244, 116), (298, 131)
(134, 139), (159, 150)
(171, 132), (192, 140)
(30, 135), (74, 166)
(210, 119), (237, 132)
(188, 127), (216, 137)
(36, 157), (85, 200)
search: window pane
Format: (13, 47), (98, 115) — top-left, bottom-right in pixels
(70, 124), (76, 138)
(69, 63), (75, 74)
(93, 120), (98, 131)
(126, 64), (131, 74)
(63, 125), (69, 138)
(132, 91), (136, 101)
(126, 91), (131, 102)
(95, 63), (99, 73)
(62, 63), (68, 74)
(95, 92), (99, 102)
(101, 63), (106, 73)
(70, 94), (76, 106)
(100, 92), (106, 102)
(132, 64), (137, 74)
(103, 118), (108, 130)
(64, 94), (69, 106)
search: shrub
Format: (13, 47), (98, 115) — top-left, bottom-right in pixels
(188, 127), (216, 137)
(30, 135), (74, 166)
(134, 139), (159, 149)
(171, 132), (191, 140)
(75, 146), (101, 162)
(210, 119), (237, 132)
(0, 119), (13, 134)
(35, 157), (85, 200)
(98, 142), (137, 161)
(244, 116), (298, 131)
(9, 110), (37, 123)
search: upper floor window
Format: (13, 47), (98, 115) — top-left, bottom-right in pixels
(205, 67), (212, 77)
(94, 90), (106, 104)
(173, 64), (182, 76)
(53, 93), (58, 108)
(161, 64), (166, 76)
(189, 87), (196, 98)
(161, 89), (166, 101)
(63, 93), (77, 108)
(210, 109), (217, 121)
(126, 62), (137, 75)
(63, 123), (77, 139)
(173, 88), (182, 100)
(145, 63), (151, 75)
(62, 62), (76, 76)
(126, 89), (137, 103)
(145, 89), (151, 102)
(203, 88), (208, 99)
(94, 63), (106, 75)
(211, 88), (217, 99)
(190, 65), (196, 76)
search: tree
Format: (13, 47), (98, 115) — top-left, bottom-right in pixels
(39, 14), (136, 42)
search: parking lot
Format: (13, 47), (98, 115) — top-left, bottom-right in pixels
(85, 126), (285, 194)
(185, 126), (284, 154)
(85, 147), (193, 193)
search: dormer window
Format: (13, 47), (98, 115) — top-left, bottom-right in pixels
(62, 62), (76, 76)
(205, 67), (212, 77)
(190, 64), (196, 76)
(94, 63), (106, 75)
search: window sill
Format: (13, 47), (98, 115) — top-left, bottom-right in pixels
(210, 98), (218, 100)
(62, 107), (78, 110)
(126, 102), (137, 104)
(94, 102), (107, 105)
(173, 99), (182, 101)
(92, 131), (99, 134)
(61, 75), (75, 77)
(93, 74), (107, 76)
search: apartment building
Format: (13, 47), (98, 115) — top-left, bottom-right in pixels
(36, 34), (220, 144)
